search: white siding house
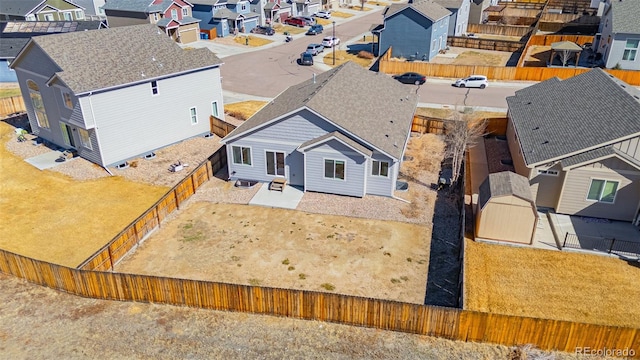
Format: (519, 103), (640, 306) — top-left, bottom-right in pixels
(11, 24), (224, 167)
(598, 0), (640, 70)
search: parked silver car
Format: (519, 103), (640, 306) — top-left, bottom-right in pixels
(453, 75), (488, 89)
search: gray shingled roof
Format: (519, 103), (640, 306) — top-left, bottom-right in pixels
(506, 69), (640, 166)
(434, 0), (465, 10)
(191, 0), (221, 5)
(18, 24), (222, 95)
(223, 62), (418, 160)
(0, 0), (43, 16)
(0, 38), (28, 59)
(213, 8), (234, 18)
(561, 146), (614, 169)
(156, 15), (200, 26)
(102, 0), (156, 12)
(384, 0), (451, 22)
(608, 0), (640, 34)
(478, 171), (535, 210)
(299, 131), (374, 157)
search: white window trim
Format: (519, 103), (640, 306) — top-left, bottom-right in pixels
(171, 9), (178, 19)
(323, 157), (346, 181)
(27, 80), (50, 130)
(586, 178), (619, 204)
(63, 11), (73, 21)
(44, 14), (54, 21)
(182, 7), (189, 16)
(79, 128), (92, 150)
(623, 38), (639, 62)
(76, 10), (84, 19)
(190, 106), (198, 125)
(212, 101), (219, 117)
(371, 160), (389, 177)
(536, 169), (559, 176)
(264, 150), (286, 177)
(232, 145), (252, 166)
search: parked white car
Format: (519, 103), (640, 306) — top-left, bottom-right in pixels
(315, 10), (331, 19)
(453, 75), (488, 89)
(322, 36), (340, 47)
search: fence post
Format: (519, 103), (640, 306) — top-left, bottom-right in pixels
(608, 238), (615, 254)
(107, 245), (114, 272)
(174, 188), (180, 210)
(563, 232), (568, 247)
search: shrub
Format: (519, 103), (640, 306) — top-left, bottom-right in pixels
(320, 283), (335, 291)
(357, 51), (374, 59)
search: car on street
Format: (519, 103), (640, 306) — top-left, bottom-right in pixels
(321, 36), (340, 47)
(393, 72), (426, 85)
(315, 10), (331, 19)
(306, 24), (324, 35)
(299, 52), (314, 66)
(306, 43), (324, 55)
(284, 17), (305, 27)
(250, 25), (275, 36)
(453, 75), (488, 89)
(298, 16), (315, 26)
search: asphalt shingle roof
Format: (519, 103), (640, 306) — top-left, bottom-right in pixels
(506, 69), (640, 166)
(384, 0), (451, 22)
(299, 131), (374, 157)
(0, 0), (42, 16)
(560, 146), (614, 168)
(102, 0), (156, 12)
(608, 0), (640, 34)
(223, 62), (418, 160)
(434, 0), (465, 10)
(21, 24), (222, 95)
(478, 171), (534, 210)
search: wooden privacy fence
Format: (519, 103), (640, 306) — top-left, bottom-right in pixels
(1, 248), (639, 356)
(210, 115), (237, 138)
(447, 37), (524, 52)
(527, 34), (594, 46)
(466, 23), (532, 37)
(412, 115), (508, 136)
(78, 146), (228, 271)
(0, 96), (26, 117)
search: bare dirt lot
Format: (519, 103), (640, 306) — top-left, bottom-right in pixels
(2, 273), (601, 360)
(430, 47), (514, 66)
(116, 203), (431, 304)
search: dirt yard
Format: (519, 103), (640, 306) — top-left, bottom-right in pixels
(2, 273), (602, 360)
(116, 203), (431, 304)
(464, 239), (640, 328)
(430, 47), (514, 66)
(521, 45), (551, 67)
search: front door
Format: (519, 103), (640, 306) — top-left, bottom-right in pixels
(60, 123), (75, 148)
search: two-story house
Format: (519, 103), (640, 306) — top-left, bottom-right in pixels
(372, 0), (451, 61)
(597, 0), (640, 70)
(0, 0), (85, 21)
(435, 0), (470, 36)
(102, 0), (201, 44)
(249, 0), (292, 26)
(506, 69), (640, 224)
(468, 0), (498, 24)
(193, 0), (259, 36)
(10, 24), (225, 168)
(71, 0), (107, 22)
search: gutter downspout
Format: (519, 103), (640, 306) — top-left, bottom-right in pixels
(87, 91), (112, 176)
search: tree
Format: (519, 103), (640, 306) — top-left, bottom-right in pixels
(360, 0), (366, 10)
(443, 109), (486, 185)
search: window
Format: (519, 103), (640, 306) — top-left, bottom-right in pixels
(241, 4), (247, 10)
(171, 9), (178, 19)
(27, 80), (49, 129)
(76, 10), (84, 19)
(63, 92), (73, 109)
(372, 160), (389, 177)
(232, 146), (251, 165)
(266, 151), (285, 176)
(151, 80), (158, 95)
(190, 107), (198, 124)
(79, 129), (92, 150)
(182, 7), (188, 16)
(63, 12), (72, 21)
(153, 13), (159, 21)
(44, 14), (54, 21)
(26, 14), (35, 21)
(324, 159), (345, 180)
(537, 169), (558, 176)
(587, 179), (619, 203)
(212, 101), (219, 117)
(623, 39), (639, 61)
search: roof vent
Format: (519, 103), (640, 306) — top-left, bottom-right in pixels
(634, 95), (639, 100)
(385, 134), (389, 138)
(390, 120), (394, 123)
(526, 101), (532, 105)
(542, 140), (549, 144)
(141, 72), (145, 78)
(533, 126), (539, 130)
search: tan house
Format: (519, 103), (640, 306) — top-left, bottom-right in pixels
(506, 68), (640, 225)
(0, 0), (85, 21)
(102, 0), (201, 44)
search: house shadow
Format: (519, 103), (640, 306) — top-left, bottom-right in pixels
(506, 51), (522, 67)
(423, 163), (464, 307)
(345, 43), (376, 56)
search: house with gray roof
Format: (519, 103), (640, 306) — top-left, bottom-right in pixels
(192, 0), (259, 37)
(506, 68), (640, 223)
(434, 0), (470, 36)
(597, 0), (640, 70)
(372, 0), (451, 61)
(220, 61), (418, 198)
(102, 0), (201, 43)
(10, 24), (225, 167)
(0, 0), (85, 22)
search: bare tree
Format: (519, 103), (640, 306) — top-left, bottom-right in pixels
(443, 109), (486, 185)
(360, 0), (366, 10)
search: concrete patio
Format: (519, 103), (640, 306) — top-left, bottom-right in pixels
(25, 150), (70, 170)
(249, 183), (304, 209)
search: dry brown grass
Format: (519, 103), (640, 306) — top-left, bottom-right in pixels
(330, 11), (355, 18)
(233, 35), (273, 47)
(451, 50), (511, 66)
(274, 24), (306, 35)
(322, 51), (375, 68)
(403, 133), (445, 178)
(348, 6), (372, 11)
(0, 88), (21, 99)
(522, 45), (551, 67)
(224, 100), (267, 120)
(0, 122), (168, 267)
(464, 239), (640, 328)
(315, 18), (333, 26)
(415, 107), (506, 119)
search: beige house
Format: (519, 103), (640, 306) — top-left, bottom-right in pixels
(476, 171), (538, 244)
(506, 68), (640, 224)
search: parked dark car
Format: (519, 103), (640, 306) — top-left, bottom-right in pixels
(284, 17), (305, 27)
(251, 25), (275, 35)
(393, 72), (426, 85)
(306, 24), (324, 35)
(299, 52), (314, 65)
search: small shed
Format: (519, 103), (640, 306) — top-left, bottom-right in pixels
(476, 171), (538, 244)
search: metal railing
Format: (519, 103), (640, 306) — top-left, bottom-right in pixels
(563, 232), (640, 258)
